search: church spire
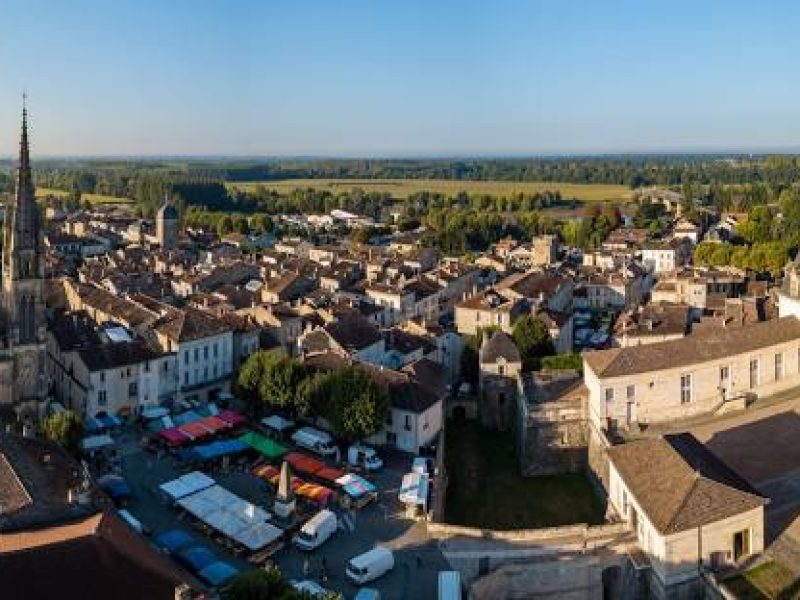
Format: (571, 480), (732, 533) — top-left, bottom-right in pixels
(13, 96), (37, 251)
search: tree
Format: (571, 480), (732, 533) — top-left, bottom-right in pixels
(512, 315), (555, 371)
(40, 410), (84, 454)
(306, 367), (390, 441)
(223, 566), (342, 600)
(217, 215), (234, 236)
(237, 351), (306, 415)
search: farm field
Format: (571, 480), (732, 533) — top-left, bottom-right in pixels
(226, 178), (633, 203)
(36, 187), (133, 205)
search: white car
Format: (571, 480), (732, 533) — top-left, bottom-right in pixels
(290, 580), (330, 598)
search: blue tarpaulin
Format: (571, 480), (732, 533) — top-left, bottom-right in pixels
(84, 416), (103, 433)
(154, 529), (196, 554)
(177, 546), (217, 572)
(102, 478), (131, 500)
(97, 414), (122, 428)
(198, 561), (239, 586)
(180, 439), (249, 462)
(173, 410), (202, 427)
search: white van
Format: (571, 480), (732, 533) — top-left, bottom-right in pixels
(348, 444), (383, 471)
(346, 546), (394, 584)
(438, 571), (461, 600)
(293, 509), (337, 551)
(291, 427), (338, 458)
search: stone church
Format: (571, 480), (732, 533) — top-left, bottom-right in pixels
(0, 105), (47, 410)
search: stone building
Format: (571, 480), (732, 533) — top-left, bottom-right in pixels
(584, 317), (800, 434)
(607, 433), (766, 595)
(0, 105), (47, 410)
(478, 330), (521, 430)
(516, 370), (588, 476)
(155, 200), (179, 250)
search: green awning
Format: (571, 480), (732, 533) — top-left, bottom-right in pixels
(238, 431), (288, 460)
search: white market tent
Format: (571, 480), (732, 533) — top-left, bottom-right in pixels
(159, 471), (216, 501)
(142, 406), (169, 420)
(81, 434), (115, 451)
(177, 484), (283, 551)
(398, 472), (429, 508)
(260, 414), (295, 432)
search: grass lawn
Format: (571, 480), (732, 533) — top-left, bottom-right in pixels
(226, 178), (633, 203)
(443, 419), (605, 530)
(36, 187), (133, 205)
(723, 561), (799, 599)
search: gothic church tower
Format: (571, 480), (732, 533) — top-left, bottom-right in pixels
(0, 102), (46, 407)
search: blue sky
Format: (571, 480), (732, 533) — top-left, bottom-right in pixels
(1, 0), (800, 156)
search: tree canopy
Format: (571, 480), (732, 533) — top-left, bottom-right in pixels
(237, 352), (307, 416)
(512, 315), (555, 371)
(40, 410), (84, 454)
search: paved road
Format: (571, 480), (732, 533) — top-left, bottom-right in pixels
(115, 429), (448, 599)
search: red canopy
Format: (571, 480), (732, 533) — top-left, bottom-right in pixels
(252, 464), (333, 506)
(159, 427), (190, 446)
(285, 452), (325, 476)
(315, 466), (345, 484)
(179, 420), (213, 440)
(199, 415), (230, 433)
(218, 409), (246, 427)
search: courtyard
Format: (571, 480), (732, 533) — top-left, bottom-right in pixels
(443, 419), (604, 530)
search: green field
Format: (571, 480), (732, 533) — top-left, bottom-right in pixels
(36, 187), (134, 205)
(226, 178), (632, 203)
(444, 419), (605, 530)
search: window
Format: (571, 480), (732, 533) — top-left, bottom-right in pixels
(605, 388), (614, 403)
(184, 351), (189, 365)
(129, 382), (137, 397)
(144, 361), (150, 372)
(719, 365), (729, 384)
(213, 364), (218, 378)
(100, 372), (105, 383)
(97, 390), (107, 406)
(498, 365), (505, 376)
(184, 372), (189, 385)
(194, 348), (199, 361)
(404, 414), (412, 431)
(626, 385), (635, 402)
(680, 374), (692, 404)
(214, 343), (218, 357)
(750, 359), (759, 389)
(204, 366), (208, 381)
(775, 353), (783, 381)
(204, 346), (209, 360)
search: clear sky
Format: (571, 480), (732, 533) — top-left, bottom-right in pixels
(2, 0), (800, 157)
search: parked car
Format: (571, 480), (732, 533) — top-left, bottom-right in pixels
(346, 546), (394, 584)
(291, 426), (338, 458)
(293, 509), (338, 551)
(348, 444), (383, 471)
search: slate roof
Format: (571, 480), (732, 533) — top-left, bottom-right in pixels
(480, 330), (521, 364)
(608, 433), (765, 535)
(585, 317), (800, 378)
(325, 315), (382, 351)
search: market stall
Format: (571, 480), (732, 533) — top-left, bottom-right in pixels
(335, 473), (378, 509)
(159, 471), (216, 501)
(238, 431), (289, 461)
(252, 464), (334, 506)
(398, 471), (429, 516)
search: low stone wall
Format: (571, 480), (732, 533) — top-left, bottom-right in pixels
(429, 521), (628, 543)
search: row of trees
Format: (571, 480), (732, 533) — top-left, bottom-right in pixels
(692, 241), (789, 276)
(237, 352), (389, 441)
